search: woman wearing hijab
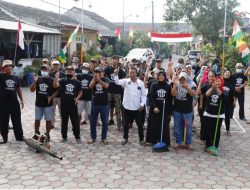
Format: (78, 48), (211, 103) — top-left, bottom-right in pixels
(149, 71), (172, 150)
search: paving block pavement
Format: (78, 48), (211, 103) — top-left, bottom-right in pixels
(0, 87), (250, 189)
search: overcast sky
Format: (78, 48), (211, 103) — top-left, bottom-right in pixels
(2, 0), (250, 23)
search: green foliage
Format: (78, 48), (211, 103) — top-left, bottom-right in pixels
(224, 45), (242, 73)
(32, 58), (42, 67)
(163, 0), (239, 45)
(23, 65), (40, 75)
(113, 31), (171, 57)
(102, 44), (113, 57)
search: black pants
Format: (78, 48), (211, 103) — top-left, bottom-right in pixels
(61, 103), (80, 139)
(150, 112), (170, 146)
(0, 99), (23, 141)
(236, 93), (245, 119)
(146, 108), (153, 143)
(198, 107), (206, 141)
(204, 116), (223, 148)
(225, 103), (231, 131)
(123, 108), (144, 141)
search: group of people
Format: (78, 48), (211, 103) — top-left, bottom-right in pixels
(0, 55), (250, 156)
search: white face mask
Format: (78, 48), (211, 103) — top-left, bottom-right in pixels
(236, 68), (243, 73)
(41, 71), (48, 77)
(136, 68), (140, 72)
(177, 63), (183, 68)
(82, 70), (88, 74)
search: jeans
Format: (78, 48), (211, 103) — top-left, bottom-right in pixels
(90, 104), (109, 140)
(173, 111), (193, 145)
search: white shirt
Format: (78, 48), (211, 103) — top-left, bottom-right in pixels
(114, 76), (146, 111)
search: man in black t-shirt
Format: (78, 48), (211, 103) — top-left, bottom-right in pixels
(105, 56), (126, 131)
(0, 60), (24, 144)
(232, 63), (248, 120)
(88, 67), (110, 145)
(49, 60), (65, 128)
(30, 64), (57, 141)
(76, 62), (93, 125)
(54, 66), (83, 143)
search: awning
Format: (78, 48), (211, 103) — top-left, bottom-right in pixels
(0, 20), (60, 34)
(149, 32), (193, 43)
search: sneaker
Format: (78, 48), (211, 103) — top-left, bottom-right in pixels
(60, 138), (67, 143)
(108, 120), (114, 125)
(145, 142), (152, 146)
(51, 125), (54, 129)
(101, 139), (109, 145)
(139, 141), (145, 146)
(121, 139), (128, 145)
(16, 137), (25, 141)
(240, 117), (247, 121)
(226, 131), (231, 136)
(0, 138), (7, 144)
(87, 139), (96, 144)
(76, 138), (82, 144)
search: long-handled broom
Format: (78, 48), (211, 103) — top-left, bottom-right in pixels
(207, 100), (222, 156)
(153, 100), (168, 152)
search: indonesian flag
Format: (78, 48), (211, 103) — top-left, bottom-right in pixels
(232, 20), (243, 41)
(17, 20), (25, 50)
(148, 32), (193, 43)
(115, 26), (121, 40)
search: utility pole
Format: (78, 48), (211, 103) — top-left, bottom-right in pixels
(152, 1), (154, 32)
(59, 0), (61, 32)
(122, 0), (125, 37)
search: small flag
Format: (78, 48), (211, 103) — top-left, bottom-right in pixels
(232, 20), (243, 42)
(17, 20), (25, 50)
(129, 27), (134, 38)
(115, 26), (121, 40)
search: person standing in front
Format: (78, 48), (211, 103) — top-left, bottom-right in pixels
(114, 68), (147, 146)
(171, 72), (196, 149)
(53, 66), (82, 143)
(49, 60), (65, 129)
(88, 67), (110, 145)
(30, 64), (57, 141)
(105, 56), (126, 131)
(232, 63), (248, 121)
(0, 60), (24, 144)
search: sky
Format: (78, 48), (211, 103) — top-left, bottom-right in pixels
(2, 0), (250, 23)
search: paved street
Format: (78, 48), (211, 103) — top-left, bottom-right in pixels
(0, 87), (250, 189)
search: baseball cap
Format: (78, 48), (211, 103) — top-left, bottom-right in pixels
(235, 62), (244, 68)
(52, 60), (60, 65)
(2, 60), (13, 67)
(65, 66), (75, 71)
(178, 72), (188, 80)
(42, 58), (49, 63)
(156, 59), (162, 62)
(94, 67), (104, 72)
(41, 64), (49, 70)
(82, 62), (90, 68)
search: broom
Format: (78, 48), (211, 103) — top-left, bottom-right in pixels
(153, 100), (168, 152)
(207, 100), (222, 156)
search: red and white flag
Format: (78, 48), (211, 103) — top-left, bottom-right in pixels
(115, 26), (121, 40)
(148, 32), (193, 43)
(17, 20), (25, 50)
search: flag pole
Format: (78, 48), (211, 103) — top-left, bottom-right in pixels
(14, 22), (19, 66)
(222, 0), (228, 76)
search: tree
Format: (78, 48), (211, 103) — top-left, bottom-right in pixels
(163, 0), (239, 46)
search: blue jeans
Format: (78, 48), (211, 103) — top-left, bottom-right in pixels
(90, 104), (109, 140)
(173, 111), (193, 145)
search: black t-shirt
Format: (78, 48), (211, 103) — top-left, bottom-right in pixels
(223, 78), (235, 105)
(205, 91), (225, 116)
(149, 81), (172, 116)
(0, 73), (20, 100)
(49, 71), (65, 98)
(92, 78), (110, 105)
(173, 84), (196, 113)
(35, 77), (54, 107)
(59, 78), (81, 104)
(105, 66), (126, 94)
(233, 73), (247, 94)
(201, 82), (211, 109)
(76, 73), (93, 101)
